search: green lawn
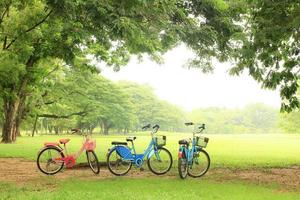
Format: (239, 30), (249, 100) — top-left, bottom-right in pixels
(1, 178), (299, 200)
(1, 133), (300, 168)
(1, 133), (300, 199)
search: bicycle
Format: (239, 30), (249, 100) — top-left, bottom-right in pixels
(107, 124), (173, 176)
(37, 129), (100, 175)
(178, 122), (210, 179)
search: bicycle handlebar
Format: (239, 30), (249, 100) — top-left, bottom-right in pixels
(185, 122), (205, 130)
(142, 124), (151, 130)
(185, 122), (194, 126)
(141, 124), (160, 134)
(153, 124), (160, 129)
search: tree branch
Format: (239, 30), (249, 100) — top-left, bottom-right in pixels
(25, 10), (53, 33)
(38, 111), (89, 119)
(0, 5), (9, 24)
(42, 65), (60, 81)
(5, 10), (53, 50)
(1, 5), (9, 49)
(3, 36), (7, 50)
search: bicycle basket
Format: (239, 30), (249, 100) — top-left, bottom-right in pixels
(155, 135), (166, 147)
(195, 136), (209, 148)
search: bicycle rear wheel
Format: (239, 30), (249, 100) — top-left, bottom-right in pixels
(147, 147), (173, 175)
(86, 150), (100, 174)
(178, 148), (188, 179)
(37, 147), (64, 175)
(107, 148), (132, 176)
(187, 149), (210, 178)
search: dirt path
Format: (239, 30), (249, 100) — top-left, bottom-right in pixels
(0, 158), (300, 191)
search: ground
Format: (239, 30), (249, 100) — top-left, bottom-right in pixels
(0, 134), (300, 199)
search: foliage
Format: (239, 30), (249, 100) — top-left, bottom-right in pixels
(278, 111), (300, 134)
(189, 103), (279, 134)
(278, 83), (300, 133)
(0, 0), (242, 142)
(119, 81), (186, 132)
(230, 0), (300, 112)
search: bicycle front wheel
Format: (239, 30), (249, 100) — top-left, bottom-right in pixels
(188, 149), (210, 178)
(37, 147), (64, 175)
(107, 148), (132, 176)
(86, 150), (100, 174)
(147, 147), (173, 175)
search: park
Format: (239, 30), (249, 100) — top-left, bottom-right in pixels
(0, 0), (300, 199)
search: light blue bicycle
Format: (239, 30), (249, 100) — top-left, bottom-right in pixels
(107, 124), (173, 176)
(178, 122), (210, 179)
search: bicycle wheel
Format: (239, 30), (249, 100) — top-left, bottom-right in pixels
(86, 150), (100, 174)
(178, 149), (188, 179)
(147, 147), (173, 175)
(187, 149), (210, 178)
(107, 148), (132, 176)
(37, 147), (64, 175)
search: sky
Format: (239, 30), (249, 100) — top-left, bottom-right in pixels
(99, 45), (281, 111)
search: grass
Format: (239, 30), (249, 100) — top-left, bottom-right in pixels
(1, 133), (300, 168)
(1, 133), (300, 199)
(1, 178), (300, 200)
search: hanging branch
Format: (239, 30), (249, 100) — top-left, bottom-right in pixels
(38, 111), (89, 119)
(5, 10), (53, 49)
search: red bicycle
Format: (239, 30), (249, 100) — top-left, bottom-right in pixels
(37, 129), (100, 175)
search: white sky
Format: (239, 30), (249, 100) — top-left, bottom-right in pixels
(100, 45), (281, 111)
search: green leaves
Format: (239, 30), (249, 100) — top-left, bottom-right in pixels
(233, 0), (300, 112)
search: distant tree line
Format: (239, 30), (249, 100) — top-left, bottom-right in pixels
(1, 65), (296, 135)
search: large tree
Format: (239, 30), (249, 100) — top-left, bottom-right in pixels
(0, 0), (240, 142)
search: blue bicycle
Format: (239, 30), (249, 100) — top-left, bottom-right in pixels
(178, 122), (210, 179)
(107, 124), (173, 176)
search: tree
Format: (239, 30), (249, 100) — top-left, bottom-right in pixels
(27, 65), (136, 135)
(119, 81), (186, 132)
(278, 82), (300, 133)
(0, 0), (244, 142)
(278, 111), (300, 134)
(230, 1), (300, 112)
(189, 104), (278, 134)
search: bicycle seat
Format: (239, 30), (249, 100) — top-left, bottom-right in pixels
(126, 137), (136, 142)
(111, 141), (128, 145)
(59, 138), (70, 144)
(178, 139), (189, 145)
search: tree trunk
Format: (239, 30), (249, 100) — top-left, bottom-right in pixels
(54, 126), (59, 135)
(1, 98), (20, 143)
(99, 122), (104, 134)
(103, 123), (110, 135)
(32, 115), (38, 137)
(1, 56), (36, 143)
(49, 126), (53, 134)
(15, 97), (25, 138)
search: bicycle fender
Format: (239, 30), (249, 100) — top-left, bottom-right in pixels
(107, 146), (117, 157)
(148, 149), (155, 159)
(37, 145), (63, 156)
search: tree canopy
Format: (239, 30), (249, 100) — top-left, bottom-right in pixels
(0, 0), (239, 142)
(230, 0), (300, 112)
(1, 0), (299, 142)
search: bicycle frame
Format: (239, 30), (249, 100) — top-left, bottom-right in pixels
(44, 135), (96, 168)
(179, 136), (202, 165)
(111, 129), (161, 167)
(179, 127), (204, 165)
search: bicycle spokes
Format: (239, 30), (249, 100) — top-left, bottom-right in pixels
(147, 148), (172, 175)
(107, 149), (132, 175)
(38, 148), (64, 174)
(188, 150), (210, 177)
